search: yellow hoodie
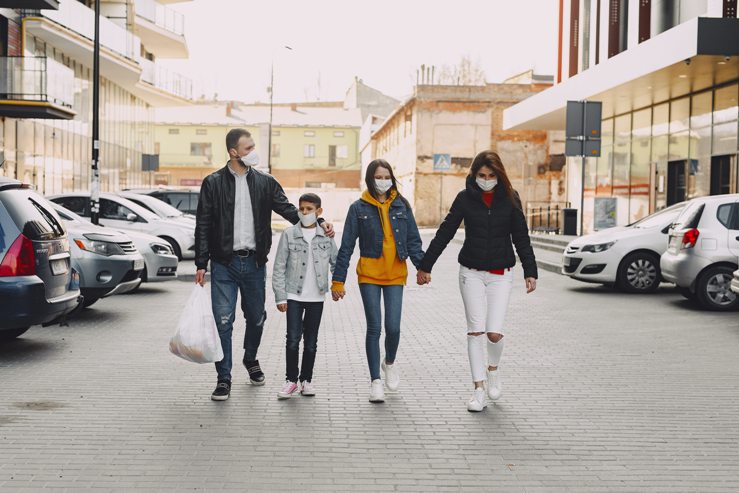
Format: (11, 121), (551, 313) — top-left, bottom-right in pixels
(332, 189), (408, 292)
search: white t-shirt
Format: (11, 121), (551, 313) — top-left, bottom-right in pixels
(287, 227), (324, 303)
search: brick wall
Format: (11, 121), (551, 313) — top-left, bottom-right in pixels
(7, 19), (21, 56)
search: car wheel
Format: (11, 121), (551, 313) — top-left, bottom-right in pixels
(678, 287), (696, 300)
(617, 252), (661, 293)
(0, 327), (30, 341)
(161, 236), (182, 260)
(696, 266), (739, 311)
(83, 297), (99, 308)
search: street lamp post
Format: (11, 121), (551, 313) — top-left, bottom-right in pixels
(267, 45), (292, 175)
(90, 0), (101, 225)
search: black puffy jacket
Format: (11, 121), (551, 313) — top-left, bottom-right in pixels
(419, 177), (538, 279)
(195, 164), (299, 270)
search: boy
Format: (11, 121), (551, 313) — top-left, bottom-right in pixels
(272, 193), (338, 399)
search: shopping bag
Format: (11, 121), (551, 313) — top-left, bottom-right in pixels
(169, 285), (224, 363)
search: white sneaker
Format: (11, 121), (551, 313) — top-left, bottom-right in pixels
(369, 379), (385, 403)
(487, 370), (502, 401)
(467, 388), (487, 412)
(300, 381), (316, 397)
(381, 359), (400, 391)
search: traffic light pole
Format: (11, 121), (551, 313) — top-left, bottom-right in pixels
(90, 0), (101, 225)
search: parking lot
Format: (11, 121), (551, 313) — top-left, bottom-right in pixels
(1, 237), (738, 492)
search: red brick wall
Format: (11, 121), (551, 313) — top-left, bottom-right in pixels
(7, 20), (21, 56)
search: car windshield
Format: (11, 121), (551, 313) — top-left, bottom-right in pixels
(630, 203), (685, 229)
(127, 194), (183, 218)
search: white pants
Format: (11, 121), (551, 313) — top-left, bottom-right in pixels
(459, 265), (513, 382)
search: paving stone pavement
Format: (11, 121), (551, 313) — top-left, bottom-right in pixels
(1, 234), (738, 492)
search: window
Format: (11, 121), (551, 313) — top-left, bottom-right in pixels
(304, 131), (315, 137)
(717, 204), (733, 228)
(304, 144), (315, 158)
(190, 143), (212, 157)
(196, 129), (207, 135)
(100, 199), (137, 221)
(272, 130), (280, 136)
(337, 145), (348, 159)
(168, 128), (179, 135)
(333, 131), (344, 137)
(154, 142), (160, 154)
(271, 143), (280, 158)
(54, 196), (87, 216)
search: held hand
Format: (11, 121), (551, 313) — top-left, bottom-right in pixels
(525, 277), (537, 294)
(276, 303), (288, 312)
(195, 269), (207, 286)
(417, 270), (431, 285)
(331, 290), (345, 301)
(321, 221), (336, 238)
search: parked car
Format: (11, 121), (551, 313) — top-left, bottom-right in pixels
(732, 267), (739, 295)
(48, 193), (196, 260)
(52, 203), (177, 294)
(0, 177), (81, 340)
(124, 187), (199, 216)
(117, 191), (195, 226)
(562, 202), (686, 293)
(661, 194), (739, 311)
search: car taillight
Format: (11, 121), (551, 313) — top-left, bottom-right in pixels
(681, 228), (700, 249)
(0, 234), (36, 276)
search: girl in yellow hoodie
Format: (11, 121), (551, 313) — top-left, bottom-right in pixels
(331, 160), (425, 403)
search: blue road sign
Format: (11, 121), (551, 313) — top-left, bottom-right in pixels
(433, 153), (451, 171)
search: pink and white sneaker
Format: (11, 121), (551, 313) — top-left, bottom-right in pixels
(277, 381), (298, 400)
(300, 381), (316, 396)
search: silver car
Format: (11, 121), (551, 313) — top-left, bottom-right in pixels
(660, 194), (739, 311)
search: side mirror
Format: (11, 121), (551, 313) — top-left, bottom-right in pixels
(126, 213), (138, 222)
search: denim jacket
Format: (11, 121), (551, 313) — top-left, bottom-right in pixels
(272, 224), (338, 303)
(333, 194), (424, 284)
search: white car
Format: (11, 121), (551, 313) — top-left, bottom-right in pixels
(51, 203), (178, 286)
(48, 193), (196, 260)
(117, 191), (196, 226)
(732, 267), (739, 295)
(562, 203), (686, 293)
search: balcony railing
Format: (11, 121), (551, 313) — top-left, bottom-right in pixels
(26, 0), (141, 61)
(140, 58), (192, 100)
(135, 0), (185, 36)
(0, 56), (75, 108)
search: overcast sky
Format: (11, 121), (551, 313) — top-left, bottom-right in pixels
(161, 0), (558, 103)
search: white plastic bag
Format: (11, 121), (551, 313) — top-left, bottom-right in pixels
(169, 285), (224, 364)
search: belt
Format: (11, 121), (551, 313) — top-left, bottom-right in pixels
(233, 249), (256, 257)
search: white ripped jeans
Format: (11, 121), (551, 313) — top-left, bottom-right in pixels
(459, 265), (513, 382)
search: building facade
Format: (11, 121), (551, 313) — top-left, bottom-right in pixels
(368, 82), (563, 227)
(504, 0), (739, 233)
(0, 0), (192, 195)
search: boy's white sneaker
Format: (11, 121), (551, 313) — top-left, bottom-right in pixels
(467, 388), (487, 412)
(369, 379), (385, 403)
(381, 359), (400, 391)
(487, 370), (502, 401)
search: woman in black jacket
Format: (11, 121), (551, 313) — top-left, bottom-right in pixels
(418, 150), (537, 412)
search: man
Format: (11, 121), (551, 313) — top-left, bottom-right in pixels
(195, 128), (333, 401)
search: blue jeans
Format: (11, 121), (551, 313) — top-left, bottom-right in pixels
(285, 300), (324, 383)
(211, 255), (266, 382)
(358, 283), (404, 381)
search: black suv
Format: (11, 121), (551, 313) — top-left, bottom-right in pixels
(0, 177), (81, 340)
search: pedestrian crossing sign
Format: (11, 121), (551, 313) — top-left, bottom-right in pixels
(433, 153), (451, 171)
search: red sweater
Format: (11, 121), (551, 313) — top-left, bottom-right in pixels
(483, 190), (506, 275)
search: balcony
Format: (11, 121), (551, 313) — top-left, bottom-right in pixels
(132, 58), (192, 106)
(134, 0), (188, 59)
(0, 56), (76, 119)
(0, 0), (58, 8)
(22, 0), (142, 87)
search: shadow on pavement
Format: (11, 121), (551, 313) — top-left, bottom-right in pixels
(0, 337), (57, 363)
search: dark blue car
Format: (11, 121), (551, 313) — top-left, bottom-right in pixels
(0, 177), (81, 341)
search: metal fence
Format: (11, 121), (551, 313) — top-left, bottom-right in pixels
(526, 201), (571, 234)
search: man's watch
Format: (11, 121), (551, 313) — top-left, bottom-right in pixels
(317, 217), (326, 225)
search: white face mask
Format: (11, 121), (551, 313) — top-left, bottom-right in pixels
(375, 179), (393, 194)
(476, 177), (497, 192)
(299, 212), (317, 227)
(239, 151), (259, 167)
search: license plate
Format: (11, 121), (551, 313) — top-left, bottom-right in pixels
(133, 258), (145, 270)
(50, 258), (68, 276)
(563, 256), (571, 267)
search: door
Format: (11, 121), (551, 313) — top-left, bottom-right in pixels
(667, 160), (686, 206)
(98, 198), (147, 232)
(328, 145), (337, 167)
(711, 155), (732, 196)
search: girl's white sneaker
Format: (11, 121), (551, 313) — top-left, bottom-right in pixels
(467, 388), (487, 412)
(381, 359), (400, 391)
(487, 370), (502, 401)
(369, 379), (385, 403)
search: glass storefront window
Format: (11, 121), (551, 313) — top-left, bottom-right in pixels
(597, 118), (613, 196)
(652, 103), (669, 211)
(613, 114), (631, 224)
(690, 91), (712, 129)
(630, 109), (651, 222)
(714, 84), (738, 124)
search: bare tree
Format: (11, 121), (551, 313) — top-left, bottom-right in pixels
(438, 56), (486, 85)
